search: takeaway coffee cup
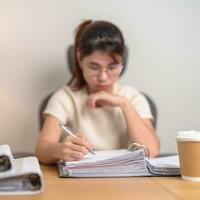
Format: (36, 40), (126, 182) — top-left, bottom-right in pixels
(176, 130), (200, 181)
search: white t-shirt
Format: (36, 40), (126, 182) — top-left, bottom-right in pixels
(44, 84), (153, 150)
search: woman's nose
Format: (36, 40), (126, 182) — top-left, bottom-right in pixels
(97, 70), (108, 82)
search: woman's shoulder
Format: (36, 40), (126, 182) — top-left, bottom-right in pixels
(115, 84), (142, 97)
(50, 85), (69, 98)
(51, 85), (87, 101)
(43, 86), (79, 124)
(116, 84), (153, 119)
(115, 84), (149, 104)
(48, 85), (74, 103)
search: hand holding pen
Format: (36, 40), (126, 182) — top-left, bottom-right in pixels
(59, 123), (95, 161)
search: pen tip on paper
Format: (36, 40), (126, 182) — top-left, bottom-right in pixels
(90, 150), (95, 155)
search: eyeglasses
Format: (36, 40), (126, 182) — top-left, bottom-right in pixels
(86, 63), (123, 76)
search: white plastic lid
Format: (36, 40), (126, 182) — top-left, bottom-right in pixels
(176, 130), (200, 141)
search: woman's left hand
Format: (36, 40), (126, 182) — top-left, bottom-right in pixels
(87, 91), (125, 111)
(87, 90), (160, 157)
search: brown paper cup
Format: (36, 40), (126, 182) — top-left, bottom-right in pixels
(177, 131), (200, 181)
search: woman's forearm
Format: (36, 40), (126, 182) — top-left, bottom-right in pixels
(35, 141), (62, 164)
(120, 98), (160, 157)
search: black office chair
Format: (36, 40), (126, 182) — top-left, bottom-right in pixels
(39, 93), (52, 130)
(39, 45), (157, 129)
(141, 92), (157, 128)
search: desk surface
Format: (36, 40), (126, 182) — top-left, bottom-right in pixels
(1, 164), (200, 200)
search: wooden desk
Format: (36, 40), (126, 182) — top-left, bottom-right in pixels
(1, 164), (200, 200)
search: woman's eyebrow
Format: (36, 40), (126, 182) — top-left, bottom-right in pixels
(108, 61), (117, 65)
(89, 61), (118, 66)
(89, 61), (100, 66)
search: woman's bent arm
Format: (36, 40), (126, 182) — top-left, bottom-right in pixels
(120, 98), (160, 157)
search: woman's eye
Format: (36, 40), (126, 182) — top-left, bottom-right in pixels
(108, 64), (118, 70)
(89, 65), (99, 70)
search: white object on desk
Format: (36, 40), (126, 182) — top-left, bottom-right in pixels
(0, 145), (44, 195)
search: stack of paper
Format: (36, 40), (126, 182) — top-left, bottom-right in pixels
(58, 149), (149, 177)
(58, 149), (180, 177)
(147, 155), (180, 176)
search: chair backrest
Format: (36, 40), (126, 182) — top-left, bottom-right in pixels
(39, 45), (158, 129)
(39, 94), (52, 130)
(142, 93), (157, 128)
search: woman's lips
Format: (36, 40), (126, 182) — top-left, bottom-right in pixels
(97, 85), (110, 90)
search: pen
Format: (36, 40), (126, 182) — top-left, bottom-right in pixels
(59, 122), (95, 155)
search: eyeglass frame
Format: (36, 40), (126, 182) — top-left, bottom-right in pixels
(84, 62), (123, 77)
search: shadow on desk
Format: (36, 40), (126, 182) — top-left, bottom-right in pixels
(13, 152), (35, 159)
(12, 152), (176, 159)
(158, 153), (177, 157)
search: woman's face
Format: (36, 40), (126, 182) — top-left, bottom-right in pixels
(79, 51), (123, 93)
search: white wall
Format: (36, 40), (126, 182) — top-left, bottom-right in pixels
(1, 0), (200, 154)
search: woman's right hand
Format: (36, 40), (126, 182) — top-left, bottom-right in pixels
(36, 115), (93, 164)
(59, 134), (93, 161)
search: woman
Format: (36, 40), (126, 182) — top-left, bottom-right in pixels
(35, 20), (160, 164)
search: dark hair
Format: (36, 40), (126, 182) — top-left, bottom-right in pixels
(68, 20), (125, 90)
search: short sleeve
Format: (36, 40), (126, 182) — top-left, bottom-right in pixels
(43, 87), (74, 124)
(116, 85), (153, 119)
(130, 92), (153, 119)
